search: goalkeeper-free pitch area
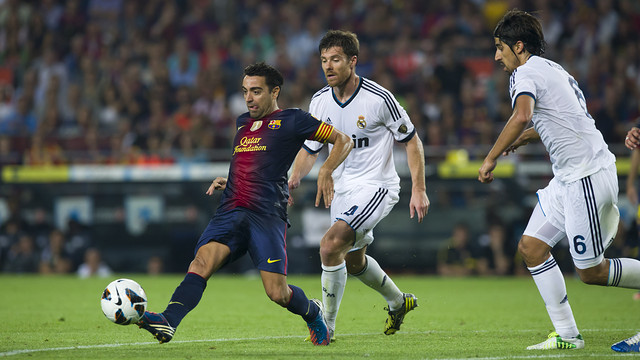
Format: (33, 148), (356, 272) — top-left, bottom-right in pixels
(0, 274), (637, 359)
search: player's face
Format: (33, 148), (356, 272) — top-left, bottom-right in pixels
(494, 38), (518, 73)
(242, 75), (279, 119)
(320, 46), (356, 88)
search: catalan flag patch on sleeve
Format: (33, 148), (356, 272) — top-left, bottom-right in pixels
(310, 122), (334, 143)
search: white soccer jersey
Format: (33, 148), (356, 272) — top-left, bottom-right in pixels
(509, 56), (615, 183)
(303, 77), (416, 190)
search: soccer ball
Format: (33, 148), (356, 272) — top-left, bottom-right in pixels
(100, 278), (147, 325)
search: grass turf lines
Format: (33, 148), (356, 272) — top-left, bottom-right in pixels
(0, 274), (637, 359)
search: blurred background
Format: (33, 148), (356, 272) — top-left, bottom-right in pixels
(0, 0), (639, 278)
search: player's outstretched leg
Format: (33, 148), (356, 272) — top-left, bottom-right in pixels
(526, 332), (584, 350)
(285, 285), (329, 346)
(137, 311), (176, 343)
(612, 332), (640, 352)
(138, 272), (207, 343)
(384, 293), (418, 335)
(306, 299), (331, 346)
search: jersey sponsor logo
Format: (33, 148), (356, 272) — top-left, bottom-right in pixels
(233, 136), (266, 155)
(351, 134), (370, 149)
(325, 117), (332, 125)
(237, 125), (246, 131)
(357, 115), (366, 129)
(267, 258), (281, 264)
(250, 121), (263, 131)
(268, 120), (281, 129)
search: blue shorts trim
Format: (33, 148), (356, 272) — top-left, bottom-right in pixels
(196, 208), (288, 274)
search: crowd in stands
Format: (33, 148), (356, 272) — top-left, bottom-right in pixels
(0, 0), (638, 166)
(1, 0), (640, 275)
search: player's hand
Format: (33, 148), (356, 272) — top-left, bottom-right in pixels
(503, 136), (529, 156)
(625, 127), (640, 150)
(409, 190), (430, 223)
(478, 159), (496, 184)
(288, 176), (301, 191)
(315, 168), (334, 208)
(287, 176), (301, 207)
(206, 177), (227, 195)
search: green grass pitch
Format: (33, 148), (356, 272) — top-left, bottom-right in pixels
(0, 274), (638, 359)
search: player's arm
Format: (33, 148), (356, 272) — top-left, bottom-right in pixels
(503, 126), (540, 156)
(628, 148), (640, 206)
(404, 135), (429, 222)
(316, 128), (353, 208)
(478, 94), (534, 184)
(206, 177), (227, 195)
(289, 148), (319, 191)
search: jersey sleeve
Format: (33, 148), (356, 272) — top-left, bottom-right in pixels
(296, 110), (334, 150)
(381, 93), (416, 143)
(510, 67), (542, 108)
(301, 97), (327, 154)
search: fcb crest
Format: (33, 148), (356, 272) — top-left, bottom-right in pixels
(268, 120), (281, 130)
(250, 121), (263, 131)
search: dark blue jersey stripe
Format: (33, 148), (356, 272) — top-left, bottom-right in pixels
(312, 85), (331, 101)
(362, 79), (401, 121)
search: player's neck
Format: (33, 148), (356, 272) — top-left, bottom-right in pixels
(517, 52), (533, 67)
(333, 74), (359, 103)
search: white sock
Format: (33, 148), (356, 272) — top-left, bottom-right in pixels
(608, 258), (640, 288)
(353, 255), (404, 310)
(321, 262), (346, 331)
(528, 255), (579, 338)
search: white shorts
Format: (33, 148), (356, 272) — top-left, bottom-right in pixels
(332, 185), (400, 251)
(523, 164), (619, 269)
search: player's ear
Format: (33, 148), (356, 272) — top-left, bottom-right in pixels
(272, 86), (280, 99)
(514, 41), (525, 54)
(350, 55), (358, 67)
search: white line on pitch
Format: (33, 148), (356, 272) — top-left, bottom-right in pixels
(1, 329), (636, 357)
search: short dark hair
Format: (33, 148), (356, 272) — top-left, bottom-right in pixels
(493, 10), (546, 56)
(243, 62), (284, 92)
(319, 30), (359, 58)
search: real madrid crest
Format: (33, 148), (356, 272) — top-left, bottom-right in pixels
(250, 121), (263, 131)
(357, 115), (366, 129)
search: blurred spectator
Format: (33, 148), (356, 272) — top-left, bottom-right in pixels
(2, 95), (36, 135)
(77, 247), (112, 278)
(3, 233), (39, 273)
(0, 84), (13, 120)
(65, 218), (92, 269)
(475, 223), (513, 276)
(167, 36), (199, 88)
(0, 135), (20, 165)
(23, 133), (66, 165)
(39, 229), (72, 274)
(437, 222), (477, 276)
(0, 218), (23, 269)
(147, 255), (164, 275)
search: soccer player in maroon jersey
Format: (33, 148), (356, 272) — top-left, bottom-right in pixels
(137, 62), (352, 346)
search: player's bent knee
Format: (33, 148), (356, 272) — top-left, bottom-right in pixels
(265, 287), (289, 306)
(517, 237), (550, 267)
(576, 260), (609, 286)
